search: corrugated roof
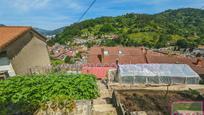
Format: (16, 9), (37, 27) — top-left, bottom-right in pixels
(0, 26), (32, 49)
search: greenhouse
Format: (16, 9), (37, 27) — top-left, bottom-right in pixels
(117, 64), (200, 84)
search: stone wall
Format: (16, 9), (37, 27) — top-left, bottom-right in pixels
(34, 100), (92, 115)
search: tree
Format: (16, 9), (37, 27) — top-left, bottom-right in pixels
(100, 39), (118, 46)
(99, 24), (115, 33)
(176, 39), (188, 48)
(176, 39), (197, 48)
(64, 56), (74, 64)
(53, 8), (204, 48)
(155, 34), (170, 48)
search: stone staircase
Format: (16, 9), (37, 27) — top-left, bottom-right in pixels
(92, 81), (117, 115)
(92, 104), (117, 115)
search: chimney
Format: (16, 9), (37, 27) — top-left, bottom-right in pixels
(101, 47), (105, 63)
(143, 48), (148, 63)
(116, 59), (119, 69)
(144, 48), (147, 55)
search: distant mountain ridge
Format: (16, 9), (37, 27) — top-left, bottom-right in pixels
(0, 24), (64, 36)
(34, 27), (65, 36)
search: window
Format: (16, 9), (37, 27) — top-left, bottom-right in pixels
(104, 51), (109, 55)
(119, 50), (123, 54)
(0, 53), (10, 66)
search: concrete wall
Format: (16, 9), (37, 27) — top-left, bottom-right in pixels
(0, 56), (16, 76)
(6, 31), (51, 75)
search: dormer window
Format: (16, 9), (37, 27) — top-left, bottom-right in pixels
(119, 50), (122, 55)
(104, 51), (109, 56)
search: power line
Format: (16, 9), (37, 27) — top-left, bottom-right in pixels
(78, 0), (97, 22)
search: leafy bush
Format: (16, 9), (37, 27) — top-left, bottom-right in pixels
(199, 79), (204, 84)
(99, 24), (116, 33)
(64, 56), (74, 64)
(180, 89), (203, 100)
(0, 73), (99, 114)
(51, 58), (64, 66)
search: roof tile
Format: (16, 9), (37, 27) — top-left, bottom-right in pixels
(0, 26), (32, 49)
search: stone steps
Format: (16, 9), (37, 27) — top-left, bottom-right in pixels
(92, 104), (117, 115)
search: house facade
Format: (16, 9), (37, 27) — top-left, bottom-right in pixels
(0, 26), (51, 76)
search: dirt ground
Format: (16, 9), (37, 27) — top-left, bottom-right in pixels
(116, 90), (204, 115)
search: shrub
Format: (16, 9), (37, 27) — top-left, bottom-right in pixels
(51, 59), (64, 66)
(0, 73), (99, 114)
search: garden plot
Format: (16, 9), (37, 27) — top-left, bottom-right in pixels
(112, 89), (204, 115)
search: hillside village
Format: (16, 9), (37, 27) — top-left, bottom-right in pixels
(2, 8), (204, 115)
(1, 26), (204, 115)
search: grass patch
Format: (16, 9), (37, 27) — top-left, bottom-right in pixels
(173, 102), (202, 112)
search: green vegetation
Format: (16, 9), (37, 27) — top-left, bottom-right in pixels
(176, 39), (197, 48)
(52, 8), (204, 48)
(173, 102), (202, 112)
(99, 24), (116, 33)
(64, 56), (74, 64)
(0, 74), (99, 114)
(51, 58), (64, 66)
(51, 56), (76, 66)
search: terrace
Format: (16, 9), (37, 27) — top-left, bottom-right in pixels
(112, 89), (204, 115)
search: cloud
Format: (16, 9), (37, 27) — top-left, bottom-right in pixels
(10, 0), (82, 12)
(112, 0), (204, 7)
(64, 0), (82, 10)
(11, 0), (50, 12)
(112, 0), (165, 5)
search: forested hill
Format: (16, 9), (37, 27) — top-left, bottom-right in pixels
(54, 8), (204, 48)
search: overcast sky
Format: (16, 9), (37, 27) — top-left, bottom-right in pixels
(0, 0), (204, 30)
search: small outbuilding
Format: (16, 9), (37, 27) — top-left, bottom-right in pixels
(0, 26), (51, 76)
(116, 64), (200, 84)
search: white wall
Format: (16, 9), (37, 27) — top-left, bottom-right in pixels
(0, 56), (16, 76)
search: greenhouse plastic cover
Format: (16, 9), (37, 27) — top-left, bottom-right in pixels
(118, 64), (200, 84)
(119, 64), (199, 77)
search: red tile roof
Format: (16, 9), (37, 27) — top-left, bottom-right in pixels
(87, 46), (204, 75)
(146, 50), (204, 75)
(82, 67), (114, 79)
(87, 46), (146, 64)
(65, 50), (74, 57)
(0, 26), (32, 49)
